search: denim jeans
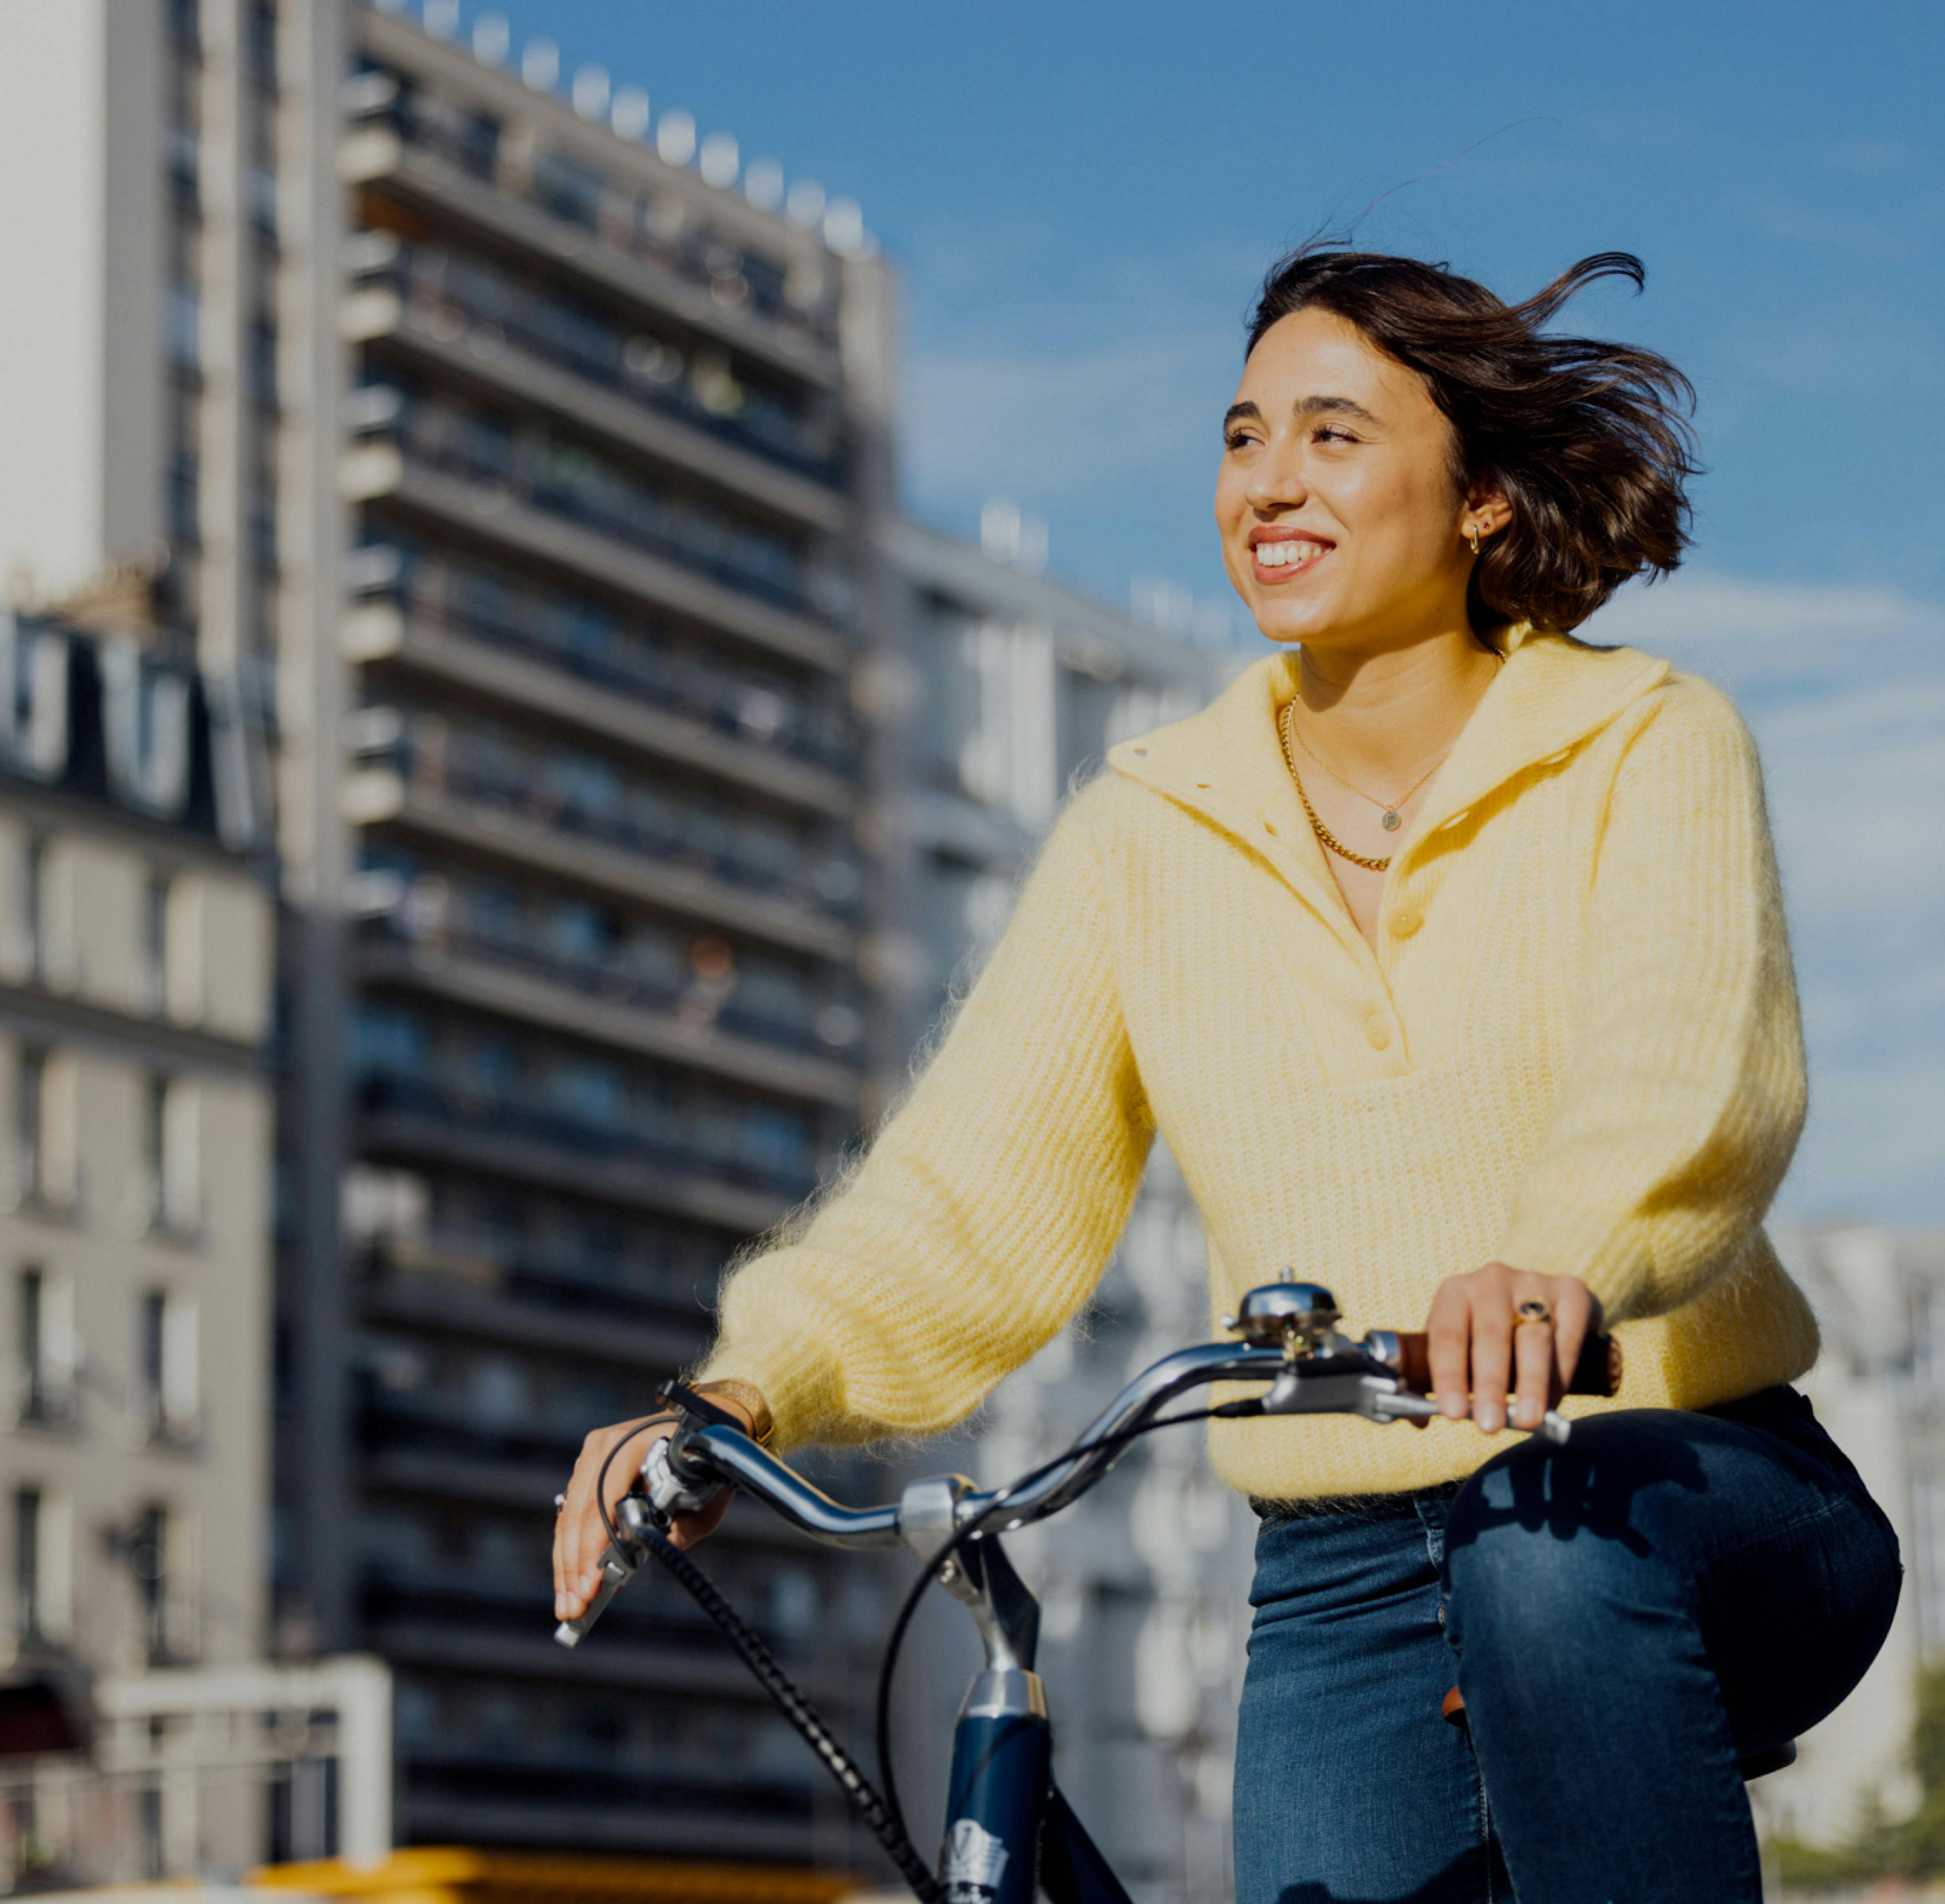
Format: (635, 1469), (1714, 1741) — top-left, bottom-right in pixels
(1232, 1388), (1901, 1903)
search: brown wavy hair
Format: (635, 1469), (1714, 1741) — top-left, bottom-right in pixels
(1247, 247), (1699, 634)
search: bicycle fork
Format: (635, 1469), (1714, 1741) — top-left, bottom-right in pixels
(903, 1479), (1132, 1904)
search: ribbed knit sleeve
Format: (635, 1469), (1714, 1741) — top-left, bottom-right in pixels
(697, 787), (1153, 1451)
(1494, 680), (1807, 1324)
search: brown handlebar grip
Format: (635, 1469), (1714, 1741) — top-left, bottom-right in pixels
(1394, 1330), (1621, 1398)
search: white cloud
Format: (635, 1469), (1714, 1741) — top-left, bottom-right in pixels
(1590, 570), (1945, 1223)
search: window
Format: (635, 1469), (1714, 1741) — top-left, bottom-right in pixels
(16, 1267), (74, 1427)
(14, 1487), (41, 1642)
(22, 834), (44, 978)
(11, 1487), (68, 1647)
(16, 1045), (44, 1202)
(138, 1292), (200, 1445)
(144, 872), (171, 1012)
(146, 1075), (201, 1235)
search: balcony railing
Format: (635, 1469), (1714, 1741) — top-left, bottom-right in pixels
(359, 713), (863, 923)
(374, 240), (844, 484)
(385, 549), (854, 774)
(374, 82), (839, 351)
(381, 389), (825, 618)
(360, 1224), (716, 1324)
(357, 910), (857, 1062)
(354, 1064), (819, 1204)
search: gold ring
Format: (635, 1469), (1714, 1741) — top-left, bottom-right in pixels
(1514, 1299), (1553, 1328)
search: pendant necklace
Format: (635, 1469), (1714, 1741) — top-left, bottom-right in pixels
(1281, 700), (1449, 835)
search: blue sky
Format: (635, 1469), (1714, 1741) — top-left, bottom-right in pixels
(457, 0), (1943, 1224)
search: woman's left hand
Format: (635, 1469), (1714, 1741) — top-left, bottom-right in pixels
(1424, 1263), (1602, 1435)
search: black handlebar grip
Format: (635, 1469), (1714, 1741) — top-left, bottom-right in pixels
(1394, 1330), (1621, 1399)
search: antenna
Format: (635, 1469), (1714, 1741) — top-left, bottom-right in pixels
(611, 86), (651, 143)
(698, 133), (740, 189)
(571, 66), (611, 122)
(520, 38), (559, 93)
(656, 110), (697, 167)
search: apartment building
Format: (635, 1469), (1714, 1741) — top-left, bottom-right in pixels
(2, 0), (903, 1869)
(0, 611), (274, 1877)
(888, 524), (1248, 1904)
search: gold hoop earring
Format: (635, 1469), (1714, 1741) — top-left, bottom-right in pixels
(1466, 524), (1482, 556)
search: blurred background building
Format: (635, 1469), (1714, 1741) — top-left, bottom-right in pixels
(0, 0), (1236, 1892)
(0, 608), (278, 1881)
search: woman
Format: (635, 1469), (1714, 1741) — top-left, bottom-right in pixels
(555, 248), (1900, 1902)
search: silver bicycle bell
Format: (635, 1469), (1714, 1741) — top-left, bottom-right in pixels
(1223, 1281), (1345, 1356)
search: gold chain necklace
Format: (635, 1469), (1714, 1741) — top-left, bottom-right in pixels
(1279, 701), (1395, 872)
(1285, 708), (1447, 833)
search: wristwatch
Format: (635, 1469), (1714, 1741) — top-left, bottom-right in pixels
(691, 1377), (775, 1447)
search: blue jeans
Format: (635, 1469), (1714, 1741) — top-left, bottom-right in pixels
(1233, 1388), (1901, 1903)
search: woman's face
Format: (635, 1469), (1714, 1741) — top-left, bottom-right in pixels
(1215, 305), (1483, 651)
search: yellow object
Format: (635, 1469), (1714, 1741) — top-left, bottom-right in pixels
(703, 632), (1819, 1500)
(253, 1847), (859, 1904)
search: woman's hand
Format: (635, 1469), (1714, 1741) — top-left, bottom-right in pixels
(552, 1403), (745, 1621)
(1424, 1263), (1602, 1435)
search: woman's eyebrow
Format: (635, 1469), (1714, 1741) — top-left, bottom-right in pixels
(1297, 394), (1383, 426)
(1222, 395), (1384, 429)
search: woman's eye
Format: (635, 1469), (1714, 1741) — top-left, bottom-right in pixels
(1313, 425), (1357, 445)
(1225, 431), (1258, 451)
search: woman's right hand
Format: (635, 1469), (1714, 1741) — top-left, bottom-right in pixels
(553, 1405), (744, 1621)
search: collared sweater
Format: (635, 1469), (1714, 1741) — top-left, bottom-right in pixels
(701, 630), (1820, 1500)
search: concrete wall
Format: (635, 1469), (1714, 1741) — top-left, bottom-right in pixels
(0, 0), (165, 604)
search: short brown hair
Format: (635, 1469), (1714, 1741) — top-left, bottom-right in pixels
(1248, 247), (1699, 634)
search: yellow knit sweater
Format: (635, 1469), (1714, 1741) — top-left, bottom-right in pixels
(702, 630), (1819, 1500)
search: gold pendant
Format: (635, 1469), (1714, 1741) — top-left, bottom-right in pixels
(1381, 810), (1401, 832)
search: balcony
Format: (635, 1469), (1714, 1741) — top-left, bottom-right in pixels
(341, 737), (858, 962)
(345, 237), (847, 514)
(354, 913), (860, 1106)
(345, 449), (848, 674)
(345, 592), (854, 814)
(347, 18), (842, 378)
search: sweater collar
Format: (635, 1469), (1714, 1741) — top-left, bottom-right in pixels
(1107, 629), (1670, 919)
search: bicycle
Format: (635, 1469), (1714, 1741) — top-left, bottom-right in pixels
(553, 1280), (1625, 1904)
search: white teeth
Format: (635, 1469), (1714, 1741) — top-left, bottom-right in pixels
(1257, 539), (1326, 567)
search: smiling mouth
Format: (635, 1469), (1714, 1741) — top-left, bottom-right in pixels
(1251, 536), (1332, 580)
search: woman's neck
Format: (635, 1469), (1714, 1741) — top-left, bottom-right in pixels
(1289, 626), (1504, 790)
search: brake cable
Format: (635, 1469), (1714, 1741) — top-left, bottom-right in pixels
(577, 1395), (1260, 1901)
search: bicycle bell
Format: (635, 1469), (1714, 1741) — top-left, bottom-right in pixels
(1224, 1280), (1341, 1355)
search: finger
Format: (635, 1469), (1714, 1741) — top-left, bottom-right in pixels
(1509, 1290), (1554, 1431)
(1425, 1281), (1473, 1419)
(1550, 1280), (1597, 1398)
(670, 1486), (733, 1550)
(1469, 1274), (1513, 1434)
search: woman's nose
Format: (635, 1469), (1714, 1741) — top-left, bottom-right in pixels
(1246, 438), (1309, 513)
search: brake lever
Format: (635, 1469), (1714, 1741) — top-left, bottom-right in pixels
(554, 1494), (656, 1649)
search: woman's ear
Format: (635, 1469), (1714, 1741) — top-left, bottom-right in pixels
(1465, 484), (1514, 539)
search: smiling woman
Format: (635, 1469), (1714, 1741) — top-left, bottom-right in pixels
(556, 243), (1900, 1904)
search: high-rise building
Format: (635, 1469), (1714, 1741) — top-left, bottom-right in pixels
(887, 524), (1249, 1904)
(2, 0), (903, 1870)
(0, 610), (275, 1881)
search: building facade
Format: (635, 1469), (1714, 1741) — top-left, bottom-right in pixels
(887, 525), (1250, 1904)
(2, 0), (906, 1870)
(0, 611), (275, 1882)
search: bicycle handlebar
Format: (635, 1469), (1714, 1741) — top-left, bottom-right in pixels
(555, 1291), (1621, 1647)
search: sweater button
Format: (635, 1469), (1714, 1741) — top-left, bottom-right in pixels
(1365, 1014), (1391, 1051)
(1390, 905), (1422, 939)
